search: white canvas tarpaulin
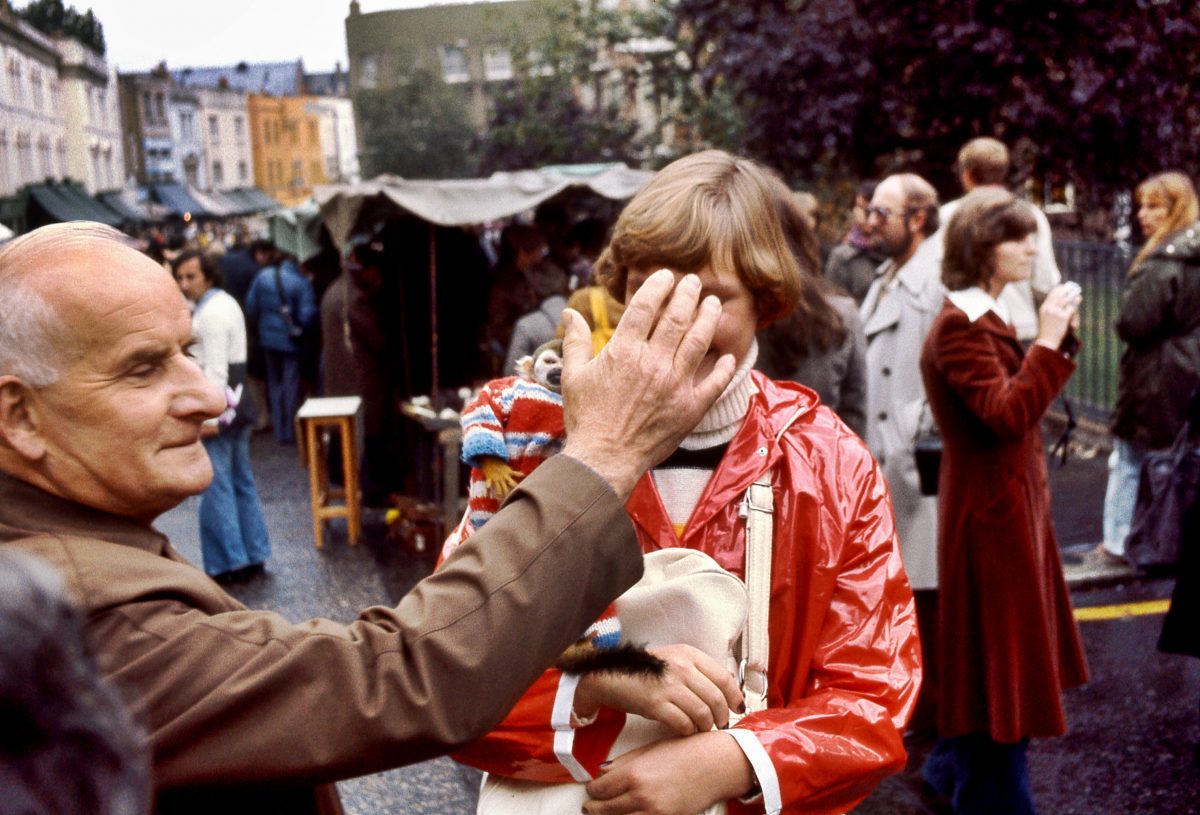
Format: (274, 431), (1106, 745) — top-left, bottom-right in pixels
(313, 163), (654, 248)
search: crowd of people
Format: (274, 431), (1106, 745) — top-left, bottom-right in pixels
(0, 134), (1197, 815)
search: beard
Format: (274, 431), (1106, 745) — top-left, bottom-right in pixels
(872, 223), (915, 260)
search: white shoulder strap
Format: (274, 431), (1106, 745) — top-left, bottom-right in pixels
(739, 473), (773, 713)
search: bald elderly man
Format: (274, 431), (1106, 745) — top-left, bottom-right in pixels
(0, 223), (737, 814)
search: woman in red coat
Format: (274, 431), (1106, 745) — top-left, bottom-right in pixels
(918, 187), (1089, 813)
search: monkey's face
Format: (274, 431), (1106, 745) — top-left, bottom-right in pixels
(534, 347), (563, 392)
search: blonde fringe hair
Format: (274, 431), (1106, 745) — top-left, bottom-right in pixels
(1132, 171), (1199, 271)
(595, 150), (803, 326)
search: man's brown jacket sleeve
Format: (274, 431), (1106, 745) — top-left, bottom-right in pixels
(16, 455), (641, 788)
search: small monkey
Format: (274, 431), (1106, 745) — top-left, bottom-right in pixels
(477, 340), (565, 496)
(441, 340), (566, 559)
(440, 340), (663, 680)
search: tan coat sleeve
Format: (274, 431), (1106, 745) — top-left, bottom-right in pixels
(80, 455), (642, 788)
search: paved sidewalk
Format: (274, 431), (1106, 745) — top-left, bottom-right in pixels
(155, 426), (1140, 814)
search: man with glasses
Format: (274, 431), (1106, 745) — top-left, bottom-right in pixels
(824, 179), (883, 303)
(859, 172), (944, 730)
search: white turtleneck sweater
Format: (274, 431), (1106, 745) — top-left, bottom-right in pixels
(651, 340), (759, 534)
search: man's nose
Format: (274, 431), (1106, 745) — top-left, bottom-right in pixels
(177, 358), (227, 419)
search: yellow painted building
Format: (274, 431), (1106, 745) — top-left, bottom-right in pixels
(247, 94), (327, 206)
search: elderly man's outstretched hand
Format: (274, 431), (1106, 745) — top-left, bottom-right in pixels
(559, 270), (735, 498)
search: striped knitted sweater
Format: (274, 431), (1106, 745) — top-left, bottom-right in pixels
(439, 373), (622, 648)
(457, 374), (565, 535)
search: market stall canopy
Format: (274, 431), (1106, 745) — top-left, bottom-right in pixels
(268, 201), (322, 263)
(226, 187), (281, 213)
(187, 186), (243, 218)
(313, 162), (655, 248)
(98, 188), (168, 223)
(0, 220), (13, 242)
(27, 182), (122, 227)
(152, 183), (210, 219)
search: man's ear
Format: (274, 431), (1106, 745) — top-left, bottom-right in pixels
(907, 206), (928, 237)
(0, 377), (48, 461)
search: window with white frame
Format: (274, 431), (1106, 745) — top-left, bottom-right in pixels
(10, 61), (24, 105)
(234, 115), (244, 142)
(212, 159), (223, 186)
(154, 93), (165, 123)
(0, 131), (10, 195)
(237, 160), (247, 182)
(31, 68), (43, 111)
(439, 44), (470, 83)
(209, 114), (219, 141)
(37, 135), (51, 179)
(483, 47), (513, 81)
(16, 132), (32, 185)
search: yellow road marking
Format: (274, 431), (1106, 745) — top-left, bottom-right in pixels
(1073, 599), (1171, 621)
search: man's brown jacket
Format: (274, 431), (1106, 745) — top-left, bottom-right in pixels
(0, 455), (641, 814)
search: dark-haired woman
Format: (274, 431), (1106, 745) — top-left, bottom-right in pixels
(758, 194), (867, 437)
(918, 187), (1089, 814)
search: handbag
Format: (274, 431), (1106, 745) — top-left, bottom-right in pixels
(1124, 393), (1200, 569)
(913, 401), (942, 497)
(478, 475), (775, 815)
(217, 361), (258, 431)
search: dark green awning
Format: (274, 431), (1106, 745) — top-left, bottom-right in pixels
(227, 187), (281, 212)
(28, 183), (122, 226)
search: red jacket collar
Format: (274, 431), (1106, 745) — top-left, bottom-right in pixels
(626, 372), (818, 545)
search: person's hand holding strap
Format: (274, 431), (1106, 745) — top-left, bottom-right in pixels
(560, 270), (735, 498)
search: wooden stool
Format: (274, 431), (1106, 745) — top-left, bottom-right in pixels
(296, 396), (362, 549)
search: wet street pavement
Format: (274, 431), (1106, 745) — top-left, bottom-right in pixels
(156, 433), (1200, 814)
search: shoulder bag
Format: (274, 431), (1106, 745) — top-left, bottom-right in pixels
(1125, 388), (1200, 570)
(477, 475), (775, 815)
(913, 401), (941, 496)
(273, 265), (305, 340)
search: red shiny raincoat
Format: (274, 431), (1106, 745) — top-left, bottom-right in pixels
(454, 373), (922, 815)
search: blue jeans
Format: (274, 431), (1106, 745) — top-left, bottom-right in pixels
(1102, 437), (1151, 557)
(923, 733), (1035, 815)
(200, 426), (271, 576)
(264, 348), (301, 444)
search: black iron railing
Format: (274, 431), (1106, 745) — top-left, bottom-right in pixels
(1053, 240), (1130, 424)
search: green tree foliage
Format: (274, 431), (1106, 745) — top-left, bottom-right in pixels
(676, 0), (1200, 204)
(355, 68), (478, 179)
(17, 0), (106, 55)
(478, 0), (640, 173)
(628, 0), (744, 166)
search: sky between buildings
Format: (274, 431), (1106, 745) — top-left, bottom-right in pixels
(78, 0), (506, 74)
